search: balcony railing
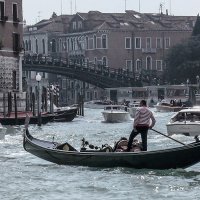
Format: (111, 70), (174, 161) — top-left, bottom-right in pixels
(142, 48), (156, 54)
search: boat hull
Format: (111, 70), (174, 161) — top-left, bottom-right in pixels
(23, 129), (200, 169)
(167, 123), (200, 136)
(102, 112), (130, 123)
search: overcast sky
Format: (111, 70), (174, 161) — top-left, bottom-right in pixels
(23, 0), (200, 25)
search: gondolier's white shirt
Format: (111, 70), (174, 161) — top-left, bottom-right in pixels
(134, 106), (156, 128)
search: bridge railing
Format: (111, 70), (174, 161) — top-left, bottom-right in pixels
(23, 54), (141, 86)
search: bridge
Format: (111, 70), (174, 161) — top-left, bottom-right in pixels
(22, 55), (143, 89)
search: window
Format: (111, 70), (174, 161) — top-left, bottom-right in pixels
(165, 37), (170, 49)
(102, 57), (107, 66)
(86, 37), (89, 50)
(78, 21), (82, 29)
(136, 59), (142, 72)
(126, 60), (133, 72)
(125, 37), (131, 49)
(93, 35), (97, 49)
(13, 3), (18, 22)
(156, 60), (163, 71)
(35, 39), (38, 54)
(0, 1), (5, 20)
(102, 35), (107, 48)
(72, 21), (76, 30)
(42, 39), (45, 54)
(135, 37), (141, 49)
(25, 40), (28, 51)
(13, 33), (20, 52)
(51, 39), (56, 52)
(146, 37), (151, 49)
(146, 56), (152, 70)
(156, 38), (162, 49)
(28, 40), (31, 51)
(62, 79), (66, 90)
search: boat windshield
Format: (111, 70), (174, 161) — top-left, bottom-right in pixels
(175, 112), (200, 122)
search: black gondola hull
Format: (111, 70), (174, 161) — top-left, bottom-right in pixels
(23, 129), (200, 169)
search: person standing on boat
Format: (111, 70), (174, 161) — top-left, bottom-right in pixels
(126, 100), (156, 151)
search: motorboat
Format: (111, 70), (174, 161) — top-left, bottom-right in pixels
(23, 128), (200, 169)
(84, 100), (112, 109)
(102, 105), (130, 122)
(166, 107), (200, 136)
(154, 99), (188, 112)
(128, 101), (140, 118)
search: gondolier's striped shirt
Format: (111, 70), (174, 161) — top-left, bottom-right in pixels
(134, 106), (156, 128)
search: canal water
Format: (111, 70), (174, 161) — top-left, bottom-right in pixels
(0, 108), (200, 200)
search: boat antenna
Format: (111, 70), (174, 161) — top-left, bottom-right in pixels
(139, 0), (141, 13)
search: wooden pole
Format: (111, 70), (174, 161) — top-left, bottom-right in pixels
(14, 93), (18, 125)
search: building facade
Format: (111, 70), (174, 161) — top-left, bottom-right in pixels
(23, 10), (197, 105)
(59, 10), (196, 85)
(0, 0), (24, 112)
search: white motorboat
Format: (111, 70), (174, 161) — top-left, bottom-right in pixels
(102, 105), (130, 123)
(154, 99), (188, 112)
(128, 101), (140, 118)
(166, 107), (200, 136)
(84, 100), (112, 109)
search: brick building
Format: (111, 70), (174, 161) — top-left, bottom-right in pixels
(0, 0), (24, 112)
(63, 10), (196, 85)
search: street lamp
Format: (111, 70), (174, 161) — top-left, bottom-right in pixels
(196, 75), (200, 94)
(186, 78), (189, 95)
(36, 73), (42, 126)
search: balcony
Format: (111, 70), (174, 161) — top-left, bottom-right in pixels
(142, 48), (156, 54)
(68, 49), (85, 57)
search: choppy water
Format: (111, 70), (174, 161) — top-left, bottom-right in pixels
(1, 108), (200, 200)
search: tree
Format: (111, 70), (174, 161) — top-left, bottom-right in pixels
(166, 35), (200, 84)
(192, 14), (200, 36)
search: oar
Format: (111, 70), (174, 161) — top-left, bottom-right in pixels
(151, 128), (185, 146)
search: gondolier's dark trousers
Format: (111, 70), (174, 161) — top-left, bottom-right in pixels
(127, 126), (149, 151)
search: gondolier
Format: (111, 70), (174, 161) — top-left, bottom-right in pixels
(127, 100), (156, 151)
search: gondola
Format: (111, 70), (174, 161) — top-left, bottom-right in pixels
(0, 114), (55, 126)
(51, 108), (77, 122)
(23, 128), (200, 169)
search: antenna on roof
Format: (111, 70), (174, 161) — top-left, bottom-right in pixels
(75, 0), (77, 13)
(139, 0), (141, 13)
(38, 11), (41, 22)
(159, 3), (163, 14)
(61, 0), (63, 15)
(70, 0), (72, 14)
(124, 0), (126, 11)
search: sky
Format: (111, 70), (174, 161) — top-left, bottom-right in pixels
(23, 0), (200, 25)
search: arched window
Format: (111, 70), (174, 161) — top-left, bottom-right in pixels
(25, 40), (28, 51)
(59, 38), (62, 52)
(136, 59), (142, 72)
(102, 34), (107, 48)
(93, 35), (97, 49)
(86, 36), (89, 50)
(35, 39), (38, 54)
(42, 39), (45, 54)
(51, 39), (56, 52)
(28, 40), (31, 51)
(146, 56), (152, 70)
(102, 56), (107, 66)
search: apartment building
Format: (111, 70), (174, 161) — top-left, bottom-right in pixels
(62, 10), (196, 84)
(0, 0), (24, 112)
